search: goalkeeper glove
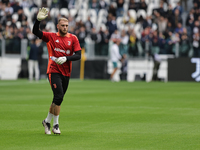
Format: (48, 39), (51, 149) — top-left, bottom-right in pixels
(37, 7), (48, 21)
(55, 56), (67, 65)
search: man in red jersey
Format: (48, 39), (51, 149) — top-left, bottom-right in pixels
(32, 8), (81, 135)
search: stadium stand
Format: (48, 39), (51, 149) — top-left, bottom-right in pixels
(0, 0), (197, 80)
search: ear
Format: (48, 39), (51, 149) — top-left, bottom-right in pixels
(57, 24), (59, 30)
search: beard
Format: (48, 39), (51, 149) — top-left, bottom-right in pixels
(59, 29), (68, 36)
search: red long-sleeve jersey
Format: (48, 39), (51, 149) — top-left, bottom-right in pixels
(42, 32), (81, 77)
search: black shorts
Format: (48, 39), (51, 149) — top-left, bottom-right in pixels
(48, 73), (70, 106)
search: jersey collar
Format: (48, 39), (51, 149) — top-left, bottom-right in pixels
(56, 32), (70, 37)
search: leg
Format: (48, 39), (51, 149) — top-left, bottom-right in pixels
(34, 60), (40, 81)
(48, 73), (69, 134)
(110, 62), (118, 81)
(110, 68), (118, 80)
(28, 60), (33, 81)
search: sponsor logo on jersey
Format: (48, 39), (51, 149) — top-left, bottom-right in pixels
(54, 47), (71, 55)
(55, 39), (59, 43)
(68, 41), (71, 45)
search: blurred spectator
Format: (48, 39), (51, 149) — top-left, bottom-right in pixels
(28, 39), (40, 81)
(139, 0), (147, 12)
(192, 20), (200, 33)
(12, 1), (22, 13)
(153, 2), (165, 17)
(150, 30), (160, 56)
(151, 53), (161, 81)
(42, 0), (47, 7)
(192, 27), (200, 57)
(179, 33), (190, 57)
(68, 0), (76, 9)
(123, 11), (136, 27)
(90, 27), (98, 42)
(116, 0), (124, 17)
(110, 38), (122, 82)
(171, 32), (181, 55)
(36, 39), (44, 79)
(2, 0), (9, 5)
(186, 8), (195, 31)
(172, 8), (183, 28)
(156, 15), (167, 33)
(59, 0), (68, 9)
(193, 5), (199, 20)
(128, 0), (139, 12)
(20, 0), (31, 8)
(5, 2), (13, 14)
(173, 1), (183, 15)
(110, 29), (120, 41)
(85, 16), (94, 34)
(175, 22), (184, 36)
(180, 0), (188, 11)
(29, 2), (38, 10)
(142, 15), (152, 29)
(89, 0), (99, 13)
(166, 4), (174, 22)
(108, 2), (116, 17)
(106, 14), (117, 38)
(128, 29), (138, 56)
(17, 9), (27, 22)
(77, 26), (87, 49)
(96, 27), (109, 56)
(99, 0), (107, 10)
(141, 26), (151, 55)
(68, 15), (76, 33)
(158, 32), (166, 54)
(120, 30), (129, 55)
(50, 0), (59, 9)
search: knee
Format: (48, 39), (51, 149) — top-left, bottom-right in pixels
(53, 95), (63, 106)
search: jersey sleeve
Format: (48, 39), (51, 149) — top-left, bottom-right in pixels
(72, 35), (81, 52)
(41, 32), (52, 43)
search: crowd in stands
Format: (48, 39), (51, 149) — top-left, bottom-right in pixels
(0, 0), (200, 58)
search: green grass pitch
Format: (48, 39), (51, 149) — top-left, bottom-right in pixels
(0, 79), (200, 150)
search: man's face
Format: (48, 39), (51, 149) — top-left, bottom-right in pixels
(57, 20), (68, 35)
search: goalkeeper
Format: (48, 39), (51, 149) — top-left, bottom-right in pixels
(32, 7), (81, 135)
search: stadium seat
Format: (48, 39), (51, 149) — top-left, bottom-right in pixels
(46, 21), (56, 32)
(98, 9), (108, 18)
(69, 8), (77, 17)
(134, 23), (142, 39)
(12, 13), (19, 21)
(81, 1), (88, 10)
(147, 3), (156, 16)
(116, 17), (125, 31)
(16, 21), (21, 28)
(50, 8), (59, 18)
(23, 7), (31, 18)
(87, 9), (97, 24)
(128, 9), (137, 21)
(123, 3), (129, 14)
(60, 8), (69, 17)
(77, 9), (88, 22)
(30, 7), (39, 19)
(145, 0), (150, 4)
(137, 9), (147, 19)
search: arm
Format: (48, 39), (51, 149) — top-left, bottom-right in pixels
(32, 7), (48, 38)
(55, 50), (81, 65)
(32, 20), (43, 39)
(66, 50), (81, 61)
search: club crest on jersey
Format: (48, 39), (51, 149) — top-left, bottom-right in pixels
(55, 39), (59, 43)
